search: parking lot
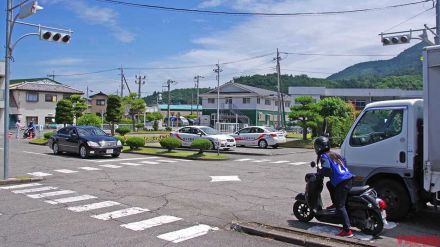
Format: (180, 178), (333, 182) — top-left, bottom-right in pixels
(0, 139), (439, 247)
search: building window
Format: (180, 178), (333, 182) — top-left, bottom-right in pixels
(284, 101), (290, 107)
(265, 99), (271, 105)
(96, 99), (106, 106)
(45, 94), (57, 102)
(275, 101), (279, 106)
(26, 116), (38, 125)
(26, 92), (39, 102)
(225, 97), (232, 104)
(208, 98), (215, 104)
(243, 98), (250, 104)
(257, 98), (260, 104)
(63, 94), (71, 99)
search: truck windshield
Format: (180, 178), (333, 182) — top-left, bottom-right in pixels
(350, 108), (403, 146)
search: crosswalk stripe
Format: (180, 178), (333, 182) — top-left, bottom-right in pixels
(27, 190), (76, 199)
(251, 159), (270, 163)
(156, 160), (177, 163)
(78, 167), (101, 171)
(91, 207), (149, 221)
(0, 183), (42, 190)
(27, 172), (52, 177)
(120, 215), (182, 231)
(157, 224), (218, 243)
(54, 169), (78, 174)
(120, 162), (144, 166)
(140, 161), (159, 165)
(234, 158), (253, 161)
(94, 157), (157, 163)
(270, 161), (290, 164)
(289, 162), (307, 166)
(170, 159), (191, 162)
(12, 186), (58, 194)
(68, 201), (121, 212)
(45, 195), (97, 205)
(210, 176), (241, 182)
(99, 164), (122, 168)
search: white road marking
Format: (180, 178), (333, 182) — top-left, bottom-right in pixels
(120, 162), (144, 166)
(45, 195), (97, 205)
(120, 215), (182, 231)
(22, 151), (48, 156)
(99, 164), (122, 168)
(91, 207), (149, 221)
(156, 160), (177, 163)
(234, 158), (253, 162)
(170, 159), (191, 162)
(12, 186), (58, 194)
(0, 183), (42, 190)
(157, 224), (219, 243)
(68, 201), (121, 212)
(78, 167), (101, 171)
(27, 172), (52, 177)
(54, 169), (78, 174)
(270, 160), (290, 164)
(251, 159), (270, 163)
(210, 176), (241, 182)
(140, 161), (159, 165)
(289, 162), (307, 166)
(27, 190), (76, 199)
(93, 157), (157, 163)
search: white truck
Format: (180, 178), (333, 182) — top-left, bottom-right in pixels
(340, 45), (440, 221)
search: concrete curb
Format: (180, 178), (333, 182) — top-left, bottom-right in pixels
(124, 150), (230, 161)
(231, 222), (377, 247)
(0, 176), (44, 185)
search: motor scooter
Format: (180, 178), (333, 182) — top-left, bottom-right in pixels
(23, 127), (36, 139)
(293, 161), (387, 236)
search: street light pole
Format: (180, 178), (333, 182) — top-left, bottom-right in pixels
(4, 0), (13, 180)
(214, 63), (222, 130)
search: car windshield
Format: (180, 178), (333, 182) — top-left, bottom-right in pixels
(77, 127), (107, 137)
(199, 127), (219, 135)
(265, 127), (278, 132)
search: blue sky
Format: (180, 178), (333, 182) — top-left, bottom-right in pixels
(1, 0), (436, 96)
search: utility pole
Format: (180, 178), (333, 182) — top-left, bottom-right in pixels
(213, 63), (222, 129)
(194, 75), (203, 120)
(119, 65), (124, 97)
(164, 80), (176, 127)
(135, 75), (146, 98)
(274, 49), (283, 128)
(47, 71), (55, 81)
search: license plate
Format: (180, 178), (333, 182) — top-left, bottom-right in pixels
(106, 149), (113, 154)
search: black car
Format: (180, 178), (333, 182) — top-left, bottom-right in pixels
(48, 126), (123, 159)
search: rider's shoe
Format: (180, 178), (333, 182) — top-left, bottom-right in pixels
(336, 229), (353, 237)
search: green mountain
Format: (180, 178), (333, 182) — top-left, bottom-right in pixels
(143, 88), (211, 105)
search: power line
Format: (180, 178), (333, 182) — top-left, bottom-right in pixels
(281, 52), (396, 57)
(53, 68), (119, 77)
(95, 0), (432, 17)
(382, 6), (434, 32)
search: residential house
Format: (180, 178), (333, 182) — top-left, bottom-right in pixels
(9, 78), (83, 128)
(87, 91), (108, 116)
(200, 82), (290, 127)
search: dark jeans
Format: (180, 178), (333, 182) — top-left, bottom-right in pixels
(326, 181), (336, 205)
(334, 178), (353, 231)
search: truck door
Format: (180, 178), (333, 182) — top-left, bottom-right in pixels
(344, 107), (408, 174)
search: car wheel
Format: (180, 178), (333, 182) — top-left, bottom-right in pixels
(53, 143), (60, 155)
(79, 145), (89, 159)
(258, 140), (268, 149)
(210, 141), (216, 150)
(111, 152), (120, 158)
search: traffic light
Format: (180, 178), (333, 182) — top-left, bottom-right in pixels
(381, 34), (410, 46)
(40, 29), (71, 43)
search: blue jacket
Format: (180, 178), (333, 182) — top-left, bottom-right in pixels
(321, 153), (353, 186)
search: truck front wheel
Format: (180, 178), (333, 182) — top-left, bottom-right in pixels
(370, 179), (410, 221)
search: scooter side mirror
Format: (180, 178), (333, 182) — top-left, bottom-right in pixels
(310, 161), (316, 168)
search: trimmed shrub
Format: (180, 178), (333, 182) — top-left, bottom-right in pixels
(77, 113), (102, 127)
(165, 127), (172, 131)
(115, 135), (126, 146)
(115, 126), (131, 136)
(191, 139), (212, 154)
(159, 137), (181, 152)
(144, 135), (168, 143)
(125, 136), (145, 150)
(135, 123), (144, 129)
(43, 131), (54, 139)
(153, 120), (159, 131)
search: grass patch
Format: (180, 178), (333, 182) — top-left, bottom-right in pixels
(286, 132), (312, 139)
(279, 139), (314, 149)
(125, 147), (229, 160)
(129, 131), (170, 135)
(14, 175), (33, 180)
(29, 138), (48, 145)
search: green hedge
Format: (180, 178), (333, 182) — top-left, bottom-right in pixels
(125, 136), (145, 150)
(43, 132), (54, 139)
(115, 127), (131, 136)
(190, 139), (212, 154)
(159, 137), (181, 152)
(144, 135), (168, 143)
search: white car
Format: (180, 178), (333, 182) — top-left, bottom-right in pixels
(231, 126), (287, 148)
(170, 126), (236, 150)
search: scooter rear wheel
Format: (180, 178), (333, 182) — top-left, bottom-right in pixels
(293, 201), (314, 222)
(360, 210), (384, 236)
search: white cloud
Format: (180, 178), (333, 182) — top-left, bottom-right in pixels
(198, 0), (227, 8)
(40, 58), (83, 66)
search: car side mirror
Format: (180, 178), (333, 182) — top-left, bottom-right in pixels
(71, 133), (78, 138)
(310, 161), (316, 168)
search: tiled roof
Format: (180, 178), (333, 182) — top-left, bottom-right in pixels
(89, 91), (107, 97)
(9, 78), (83, 94)
(203, 82), (285, 97)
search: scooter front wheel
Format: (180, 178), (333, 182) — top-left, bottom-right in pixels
(293, 200), (314, 222)
(360, 210), (384, 236)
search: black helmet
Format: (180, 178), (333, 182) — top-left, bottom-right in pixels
(314, 136), (330, 155)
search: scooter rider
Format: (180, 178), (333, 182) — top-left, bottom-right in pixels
(314, 136), (354, 237)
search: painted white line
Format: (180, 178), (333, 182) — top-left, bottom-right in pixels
(99, 164), (122, 168)
(157, 224), (219, 243)
(54, 169), (78, 174)
(120, 162), (144, 166)
(251, 159), (270, 163)
(68, 201), (121, 212)
(289, 162), (307, 166)
(139, 161), (159, 165)
(91, 207), (149, 221)
(156, 160), (177, 163)
(78, 167), (101, 171)
(0, 183), (42, 190)
(170, 159), (191, 162)
(45, 195), (97, 205)
(12, 186), (58, 194)
(27, 172), (52, 177)
(270, 160), (290, 164)
(210, 176), (241, 182)
(22, 151), (48, 156)
(27, 190), (76, 199)
(234, 158), (253, 162)
(121, 215), (182, 231)
(94, 157), (157, 163)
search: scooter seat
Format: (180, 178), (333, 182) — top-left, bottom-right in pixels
(349, 186), (370, 195)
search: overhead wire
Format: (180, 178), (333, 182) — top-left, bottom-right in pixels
(95, 0), (432, 17)
(382, 5), (435, 33)
(280, 52), (396, 57)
